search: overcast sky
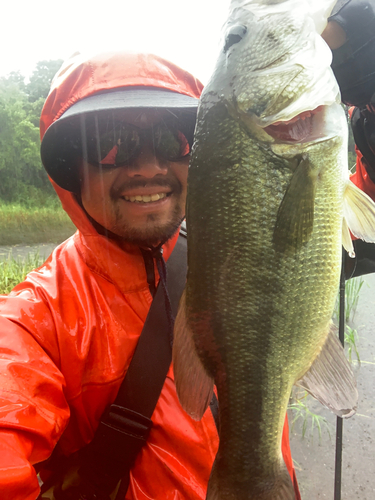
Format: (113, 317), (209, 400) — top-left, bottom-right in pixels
(2, 0), (229, 85)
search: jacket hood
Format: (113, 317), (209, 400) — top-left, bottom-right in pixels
(39, 51), (203, 240)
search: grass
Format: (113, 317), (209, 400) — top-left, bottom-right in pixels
(345, 325), (361, 365)
(344, 276), (365, 323)
(333, 275), (365, 365)
(334, 276), (365, 323)
(0, 203), (75, 245)
(289, 390), (333, 442)
(0, 253), (44, 294)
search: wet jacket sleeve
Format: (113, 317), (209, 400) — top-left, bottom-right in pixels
(0, 285), (70, 500)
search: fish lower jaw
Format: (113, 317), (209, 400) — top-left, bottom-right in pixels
(264, 105), (325, 143)
(123, 193), (168, 203)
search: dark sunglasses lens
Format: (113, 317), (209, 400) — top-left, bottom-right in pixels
(115, 126), (140, 164)
(86, 122), (140, 166)
(85, 120), (190, 166)
(154, 123), (190, 161)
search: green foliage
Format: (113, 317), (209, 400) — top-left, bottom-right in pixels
(2, 71), (26, 92)
(27, 59), (63, 103)
(345, 325), (361, 364)
(0, 203), (75, 245)
(0, 59), (63, 205)
(344, 276), (365, 322)
(334, 276), (365, 323)
(333, 276), (364, 365)
(0, 253), (43, 295)
(289, 390), (333, 442)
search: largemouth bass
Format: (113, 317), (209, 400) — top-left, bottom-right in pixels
(173, 1), (375, 499)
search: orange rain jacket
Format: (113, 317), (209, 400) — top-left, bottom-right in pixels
(0, 52), (301, 500)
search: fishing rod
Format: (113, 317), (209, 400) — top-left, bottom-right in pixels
(334, 251), (346, 500)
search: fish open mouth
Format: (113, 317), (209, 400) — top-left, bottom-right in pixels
(264, 105), (324, 142)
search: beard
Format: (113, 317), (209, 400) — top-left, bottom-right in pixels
(112, 201), (184, 247)
(108, 175), (185, 247)
(79, 172), (187, 248)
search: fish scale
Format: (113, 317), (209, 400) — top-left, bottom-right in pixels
(188, 105), (309, 496)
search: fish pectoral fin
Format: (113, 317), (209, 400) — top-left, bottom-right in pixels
(296, 323), (358, 418)
(273, 156), (315, 253)
(342, 216), (355, 258)
(172, 291), (214, 421)
(343, 179), (375, 248)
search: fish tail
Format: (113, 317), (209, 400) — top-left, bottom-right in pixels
(206, 460), (296, 500)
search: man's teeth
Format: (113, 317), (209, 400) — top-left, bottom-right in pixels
(123, 193), (168, 203)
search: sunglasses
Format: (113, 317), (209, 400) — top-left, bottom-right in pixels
(82, 117), (192, 168)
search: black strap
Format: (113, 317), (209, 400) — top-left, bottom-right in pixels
(74, 233), (188, 498)
(115, 235), (187, 416)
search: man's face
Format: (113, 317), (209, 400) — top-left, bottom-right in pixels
(79, 110), (190, 247)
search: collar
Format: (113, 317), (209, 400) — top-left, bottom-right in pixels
(73, 229), (179, 294)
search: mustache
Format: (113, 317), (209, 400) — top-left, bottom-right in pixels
(112, 177), (182, 196)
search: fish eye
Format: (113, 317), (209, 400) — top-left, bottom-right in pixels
(223, 25), (248, 53)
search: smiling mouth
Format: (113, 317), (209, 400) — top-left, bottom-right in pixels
(122, 192), (169, 203)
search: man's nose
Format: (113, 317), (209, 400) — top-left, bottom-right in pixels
(127, 146), (168, 178)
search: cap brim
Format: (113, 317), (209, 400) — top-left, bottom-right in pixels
(60, 87), (199, 121)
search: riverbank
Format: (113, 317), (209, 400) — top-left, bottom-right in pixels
(0, 204), (75, 245)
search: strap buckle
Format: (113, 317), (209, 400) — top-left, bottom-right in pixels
(102, 404), (153, 441)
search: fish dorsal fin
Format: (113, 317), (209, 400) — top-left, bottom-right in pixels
(172, 291), (214, 420)
(343, 179), (375, 245)
(296, 323), (357, 418)
(273, 156), (316, 253)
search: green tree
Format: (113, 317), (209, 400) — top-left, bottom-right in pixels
(27, 59), (63, 103)
(0, 61), (63, 204)
(0, 71), (26, 93)
(0, 85), (42, 202)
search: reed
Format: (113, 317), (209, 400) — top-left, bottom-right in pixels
(0, 253), (43, 294)
(0, 203), (75, 245)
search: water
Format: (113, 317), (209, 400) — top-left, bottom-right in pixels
(0, 243), (58, 262)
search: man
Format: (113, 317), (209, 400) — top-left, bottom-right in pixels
(0, 51), (299, 500)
